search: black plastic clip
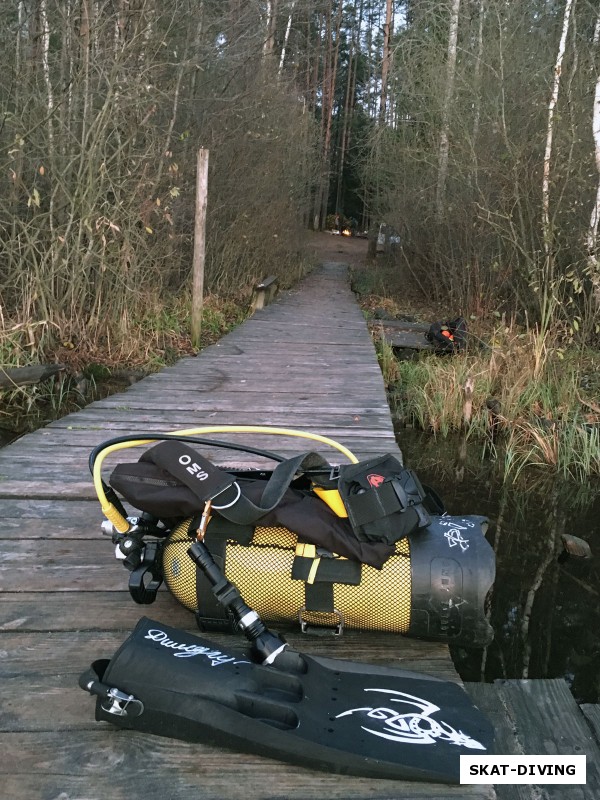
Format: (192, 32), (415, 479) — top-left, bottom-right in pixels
(128, 540), (163, 604)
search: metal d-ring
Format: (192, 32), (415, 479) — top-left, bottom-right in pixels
(211, 481), (241, 510)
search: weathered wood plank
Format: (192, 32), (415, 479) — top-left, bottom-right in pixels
(0, 591), (191, 630)
(0, 732), (494, 800)
(0, 363), (65, 389)
(383, 331), (433, 350)
(467, 680), (600, 800)
(369, 319), (431, 332)
(0, 263), (476, 800)
(45, 414), (392, 432)
(466, 683), (533, 800)
(2, 427), (395, 450)
(83, 393), (390, 408)
(0, 629), (456, 680)
(0, 498), (101, 517)
(581, 704), (600, 745)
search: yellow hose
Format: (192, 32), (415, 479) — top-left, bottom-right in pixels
(93, 425), (358, 532)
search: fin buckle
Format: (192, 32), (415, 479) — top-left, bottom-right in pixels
(101, 687), (144, 718)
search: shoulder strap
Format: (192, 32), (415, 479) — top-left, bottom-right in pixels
(146, 442), (331, 525)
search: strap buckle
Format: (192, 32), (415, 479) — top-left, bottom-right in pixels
(298, 607), (345, 636)
(101, 687), (144, 718)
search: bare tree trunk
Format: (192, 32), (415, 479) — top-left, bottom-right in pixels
(264, 0), (278, 57)
(15, 0), (24, 80)
(40, 0), (55, 151)
(10, 2), (26, 221)
(470, 0), (486, 190)
(586, 11), (600, 309)
(312, 9), (327, 229)
(379, 0), (393, 124)
(435, 0), (461, 222)
(541, 0), (576, 289)
(192, 148), (209, 349)
(80, 0), (92, 148)
(318, 0), (343, 228)
(335, 8), (357, 215)
(278, 0), (296, 76)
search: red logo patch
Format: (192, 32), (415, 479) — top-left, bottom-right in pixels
(367, 473), (385, 488)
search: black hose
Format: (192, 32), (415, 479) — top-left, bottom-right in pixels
(88, 433), (287, 476)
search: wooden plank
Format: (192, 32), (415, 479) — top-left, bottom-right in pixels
(45, 413), (392, 430)
(0, 629), (457, 680)
(0, 434), (397, 460)
(0, 439), (394, 464)
(83, 394), (391, 409)
(0, 732), (494, 800)
(581, 704), (600, 744)
(466, 683), (533, 800)
(0, 498), (100, 517)
(369, 320), (431, 333)
(0, 363), (65, 389)
(383, 330), (433, 350)
(474, 679), (600, 800)
(0, 591), (194, 630)
(0, 438), (398, 467)
(0, 539), (134, 591)
(0, 263), (481, 800)
(5, 424), (394, 446)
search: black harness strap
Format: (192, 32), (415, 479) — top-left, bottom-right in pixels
(304, 582), (335, 613)
(193, 517), (254, 633)
(292, 546), (361, 616)
(194, 537), (236, 632)
(147, 442), (331, 526)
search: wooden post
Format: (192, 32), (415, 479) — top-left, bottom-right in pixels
(191, 148), (209, 350)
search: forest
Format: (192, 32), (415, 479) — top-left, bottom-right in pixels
(1, 0), (600, 362)
(1, 1), (599, 701)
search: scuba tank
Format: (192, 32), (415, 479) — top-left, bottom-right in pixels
(91, 426), (495, 646)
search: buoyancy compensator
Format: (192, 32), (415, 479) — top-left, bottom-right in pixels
(91, 426), (495, 646)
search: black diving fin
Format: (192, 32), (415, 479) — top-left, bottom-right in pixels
(80, 615), (493, 783)
(79, 513), (493, 782)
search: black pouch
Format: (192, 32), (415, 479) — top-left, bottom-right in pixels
(338, 454), (432, 545)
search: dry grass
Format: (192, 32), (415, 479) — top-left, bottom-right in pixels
(385, 319), (600, 479)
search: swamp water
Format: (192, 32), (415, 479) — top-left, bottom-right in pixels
(398, 427), (600, 703)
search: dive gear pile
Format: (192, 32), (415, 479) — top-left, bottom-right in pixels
(425, 317), (468, 353)
(80, 426), (497, 782)
(91, 427), (495, 646)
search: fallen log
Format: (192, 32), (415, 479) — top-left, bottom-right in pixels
(0, 364), (66, 390)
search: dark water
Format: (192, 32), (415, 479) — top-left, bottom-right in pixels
(0, 376), (134, 447)
(398, 427), (600, 703)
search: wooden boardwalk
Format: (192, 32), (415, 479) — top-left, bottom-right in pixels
(0, 262), (598, 799)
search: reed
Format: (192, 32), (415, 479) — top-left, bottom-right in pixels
(386, 320), (600, 478)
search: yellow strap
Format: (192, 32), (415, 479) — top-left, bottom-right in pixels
(312, 487), (348, 518)
(307, 558), (321, 585)
(295, 543), (317, 558)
